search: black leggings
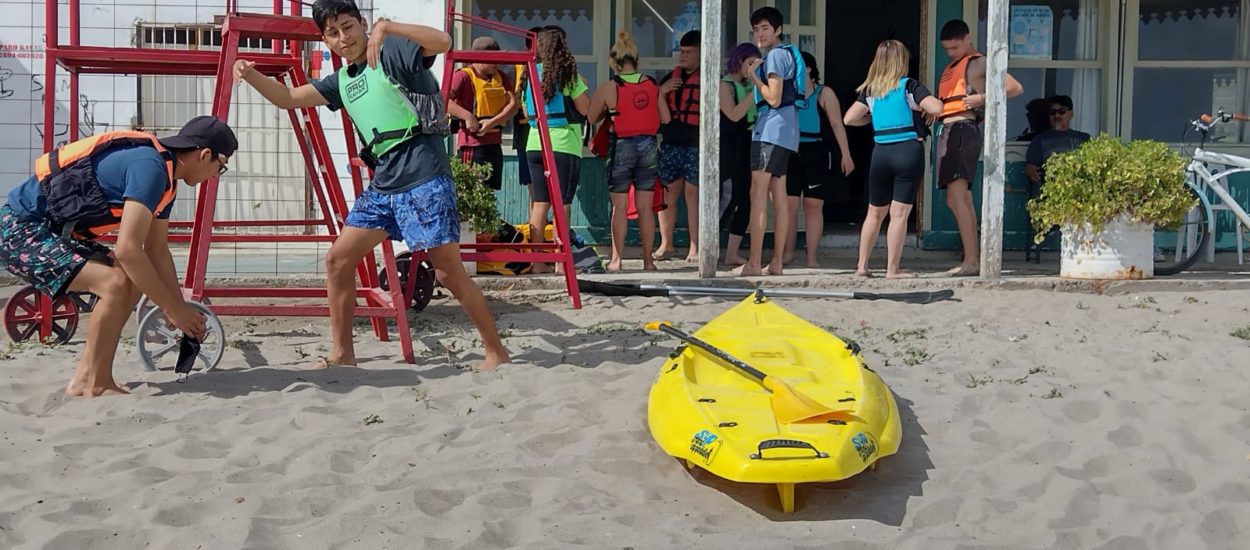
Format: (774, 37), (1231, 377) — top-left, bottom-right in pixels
(720, 134), (752, 236)
(867, 140), (925, 207)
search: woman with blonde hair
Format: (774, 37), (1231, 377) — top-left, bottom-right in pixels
(843, 39), (943, 278)
(588, 31), (670, 271)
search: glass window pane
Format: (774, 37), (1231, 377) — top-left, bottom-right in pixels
(1133, 68), (1246, 143)
(577, 61), (599, 92)
(799, 0), (815, 26)
(1006, 68), (1102, 139)
(632, 1), (703, 59)
(976, 0), (1099, 61)
(471, 1), (597, 56)
(1137, 0), (1241, 61)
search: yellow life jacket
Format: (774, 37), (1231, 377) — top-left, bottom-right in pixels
(461, 67), (509, 119)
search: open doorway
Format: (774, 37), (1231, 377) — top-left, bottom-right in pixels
(821, 0), (924, 234)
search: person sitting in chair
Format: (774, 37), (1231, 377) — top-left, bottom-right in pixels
(1024, 94), (1091, 262)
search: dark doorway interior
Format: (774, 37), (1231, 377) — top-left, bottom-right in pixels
(822, 0), (923, 233)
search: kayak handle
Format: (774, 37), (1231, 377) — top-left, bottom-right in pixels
(749, 439), (829, 460)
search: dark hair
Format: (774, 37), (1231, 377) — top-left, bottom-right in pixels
(525, 26), (543, 49)
(679, 31), (701, 48)
(940, 19), (971, 41)
(725, 42), (761, 74)
(800, 51), (820, 84)
(1025, 98), (1051, 133)
(1048, 94), (1074, 110)
(534, 28), (577, 101)
(750, 6), (784, 29)
(312, 0), (363, 32)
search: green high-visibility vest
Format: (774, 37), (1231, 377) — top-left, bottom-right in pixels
(337, 57), (420, 159)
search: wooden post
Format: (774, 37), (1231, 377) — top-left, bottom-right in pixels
(697, 0), (723, 278)
(979, 0), (1008, 279)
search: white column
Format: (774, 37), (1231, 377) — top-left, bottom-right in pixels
(697, 0), (723, 278)
(979, 0), (1009, 279)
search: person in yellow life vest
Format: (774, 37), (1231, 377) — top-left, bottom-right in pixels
(935, 19), (1023, 277)
(0, 116), (237, 397)
(447, 36), (517, 191)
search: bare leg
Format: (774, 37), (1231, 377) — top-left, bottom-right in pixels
(607, 192), (629, 271)
(803, 197), (824, 268)
(528, 199), (553, 274)
(857, 204), (888, 276)
(319, 226), (389, 368)
(655, 179), (683, 259)
(886, 201), (915, 278)
(783, 195), (801, 264)
(767, 175), (789, 276)
(684, 182), (699, 261)
(732, 170), (771, 277)
(64, 261), (143, 397)
(426, 243), (510, 371)
(944, 179), (980, 276)
(724, 233), (747, 266)
(635, 189), (657, 270)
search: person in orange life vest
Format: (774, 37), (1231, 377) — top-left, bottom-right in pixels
(782, 51), (855, 269)
(447, 36), (517, 191)
(654, 30), (702, 263)
(0, 116), (236, 397)
(588, 31), (671, 272)
(510, 27), (546, 189)
(234, 0), (509, 371)
(719, 43), (762, 267)
(935, 19), (1023, 277)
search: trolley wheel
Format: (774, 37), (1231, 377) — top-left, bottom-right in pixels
(3, 285), (79, 345)
(378, 252), (436, 312)
(134, 295), (154, 333)
(70, 292), (99, 313)
(136, 301), (225, 373)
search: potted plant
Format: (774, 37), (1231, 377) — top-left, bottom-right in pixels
(450, 157), (504, 275)
(1027, 134), (1194, 280)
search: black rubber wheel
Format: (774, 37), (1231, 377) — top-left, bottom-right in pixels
(1154, 183), (1212, 276)
(69, 292), (99, 313)
(3, 285), (80, 345)
(379, 252), (437, 312)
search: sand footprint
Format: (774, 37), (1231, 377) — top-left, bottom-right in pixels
(411, 487), (467, 518)
(1062, 399), (1102, 423)
(1148, 468), (1196, 495)
(1106, 424), (1142, 447)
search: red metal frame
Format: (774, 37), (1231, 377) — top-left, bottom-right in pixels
(40, 1), (415, 362)
(432, 3), (582, 309)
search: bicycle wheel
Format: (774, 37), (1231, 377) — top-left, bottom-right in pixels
(1154, 180), (1213, 276)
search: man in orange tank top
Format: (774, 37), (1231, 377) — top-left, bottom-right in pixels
(936, 19), (1022, 276)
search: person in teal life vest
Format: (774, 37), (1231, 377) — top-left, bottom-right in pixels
(0, 116), (237, 396)
(588, 31), (671, 272)
(654, 30), (703, 263)
(718, 43), (761, 267)
(233, 0), (509, 371)
(782, 51), (855, 268)
(736, 6), (805, 277)
(843, 40), (943, 279)
(519, 26), (591, 274)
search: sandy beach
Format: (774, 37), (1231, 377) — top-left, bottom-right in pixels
(1, 276), (1248, 549)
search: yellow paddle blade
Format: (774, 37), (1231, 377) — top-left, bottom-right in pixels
(762, 375), (849, 424)
(644, 321), (672, 332)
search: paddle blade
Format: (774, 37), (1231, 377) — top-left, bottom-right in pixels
(645, 321), (672, 332)
(762, 375), (843, 424)
(852, 289), (956, 304)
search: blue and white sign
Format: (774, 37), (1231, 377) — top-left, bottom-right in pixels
(1010, 6), (1053, 60)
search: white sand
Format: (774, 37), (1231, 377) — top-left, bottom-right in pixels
(1, 284), (1248, 549)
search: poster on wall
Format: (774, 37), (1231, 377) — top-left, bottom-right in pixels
(1010, 6), (1053, 60)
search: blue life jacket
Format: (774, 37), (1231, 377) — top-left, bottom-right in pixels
(754, 43), (808, 111)
(523, 63), (584, 128)
(870, 77), (921, 144)
(798, 83), (824, 143)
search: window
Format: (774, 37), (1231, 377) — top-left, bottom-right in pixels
(977, 0), (1106, 139)
(1125, 0), (1250, 144)
(468, 0), (609, 89)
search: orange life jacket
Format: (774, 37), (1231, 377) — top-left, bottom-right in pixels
(35, 131), (176, 240)
(666, 67), (701, 126)
(938, 52), (984, 121)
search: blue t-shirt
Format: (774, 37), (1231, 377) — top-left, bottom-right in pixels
(311, 35), (451, 194)
(6, 144), (175, 220)
(752, 46), (799, 152)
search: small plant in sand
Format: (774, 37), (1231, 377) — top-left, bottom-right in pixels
(1040, 388), (1063, 399)
(362, 414), (383, 425)
(1231, 325), (1250, 341)
(886, 328), (928, 343)
(965, 374), (994, 388)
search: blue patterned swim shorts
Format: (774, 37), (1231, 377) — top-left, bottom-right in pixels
(344, 174), (462, 251)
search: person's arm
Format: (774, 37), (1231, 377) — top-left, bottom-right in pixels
(367, 19), (451, 68)
(1025, 141), (1043, 183)
(588, 81), (615, 126)
(143, 217), (184, 307)
(1025, 164), (1042, 184)
(571, 77), (591, 116)
(234, 60), (329, 110)
(964, 57), (1023, 110)
(820, 87), (854, 175)
(747, 62), (784, 109)
(446, 99), (481, 134)
(114, 200), (205, 339)
(480, 89), (518, 134)
(719, 81), (750, 121)
(844, 96), (871, 127)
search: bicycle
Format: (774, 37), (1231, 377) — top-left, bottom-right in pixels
(1154, 110), (1250, 275)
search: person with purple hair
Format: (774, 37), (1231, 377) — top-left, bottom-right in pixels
(718, 43), (761, 266)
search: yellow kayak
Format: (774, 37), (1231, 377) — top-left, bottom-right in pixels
(646, 292), (902, 513)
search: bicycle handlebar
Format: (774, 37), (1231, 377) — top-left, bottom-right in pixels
(1197, 110), (1250, 126)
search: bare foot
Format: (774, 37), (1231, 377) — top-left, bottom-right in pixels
(475, 349), (510, 372)
(642, 260), (658, 271)
(652, 247), (673, 261)
(66, 381), (129, 397)
(944, 264), (979, 277)
(885, 271), (917, 279)
(805, 259), (821, 269)
(782, 254), (794, 265)
(606, 259), (623, 272)
(723, 255), (747, 267)
(530, 263), (553, 274)
(854, 270), (875, 278)
(307, 356), (355, 370)
(766, 260), (784, 276)
(684, 251), (698, 263)
(732, 263), (762, 277)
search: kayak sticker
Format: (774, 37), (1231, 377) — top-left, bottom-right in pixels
(851, 432), (877, 463)
(690, 429), (722, 466)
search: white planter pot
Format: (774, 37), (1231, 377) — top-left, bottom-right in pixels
(460, 222), (476, 276)
(1060, 215), (1153, 280)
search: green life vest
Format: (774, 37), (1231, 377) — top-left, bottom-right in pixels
(723, 77), (757, 127)
(338, 62), (418, 160)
